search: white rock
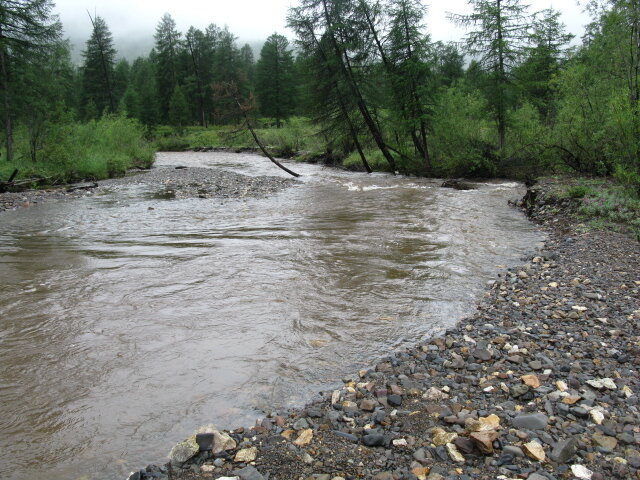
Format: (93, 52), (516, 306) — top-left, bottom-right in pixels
(587, 378), (617, 390)
(445, 443), (465, 463)
(571, 464), (594, 479)
(392, 438), (408, 447)
(590, 410), (605, 425)
(423, 387), (449, 401)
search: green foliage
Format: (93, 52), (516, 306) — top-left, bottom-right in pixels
(343, 149), (392, 172)
(256, 33), (297, 127)
(3, 115), (154, 183)
(566, 185), (589, 199)
(81, 15), (117, 118)
(577, 187), (640, 236)
(430, 85), (496, 177)
(168, 85), (190, 129)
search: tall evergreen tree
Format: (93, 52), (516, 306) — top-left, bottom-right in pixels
(81, 14), (117, 119)
(514, 8), (573, 120)
(154, 13), (181, 122)
(385, 0), (433, 170)
(0, 0), (61, 161)
(168, 84), (189, 129)
(239, 43), (256, 86)
(450, 0), (531, 152)
(288, 0), (398, 172)
(256, 33), (296, 127)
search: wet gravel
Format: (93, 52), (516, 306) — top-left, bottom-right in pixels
(128, 182), (639, 480)
(0, 166), (297, 213)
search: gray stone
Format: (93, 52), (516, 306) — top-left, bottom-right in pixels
(332, 430), (358, 443)
(473, 348), (492, 361)
(363, 434), (385, 447)
(528, 474), (549, 480)
(529, 360), (543, 370)
(233, 466), (266, 480)
(195, 433), (214, 451)
(503, 445), (525, 457)
(512, 413), (549, 430)
(168, 436), (199, 464)
(511, 385), (530, 398)
(550, 437), (577, 463)
(293, 418), (309, 430)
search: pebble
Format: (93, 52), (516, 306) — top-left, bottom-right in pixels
(512, 413), (549, 430)
(571, 464), (594, 479)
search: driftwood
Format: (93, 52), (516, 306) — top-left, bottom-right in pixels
(0, 170), (53, 193)
(441, 179), (475, 191)
(66, 182), (98, 193)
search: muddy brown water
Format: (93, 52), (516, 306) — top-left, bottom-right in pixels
(0, 152), (543, 479)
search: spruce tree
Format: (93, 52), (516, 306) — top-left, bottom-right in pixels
(255, 34), (296, 127)
(154, 13), (181, 122)
(168, 84), (189, 130)
(81, 15), (117, 119)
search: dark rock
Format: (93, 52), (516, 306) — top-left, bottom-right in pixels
(363, 434), (385, 447)
(195, 433), (214, 451)
(550, 437), (578, 463)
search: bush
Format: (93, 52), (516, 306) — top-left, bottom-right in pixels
(4, 114), (155, 184)
(567, 185), (589, 199)
(430, 85), (497, 177)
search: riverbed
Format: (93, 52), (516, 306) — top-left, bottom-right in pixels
(0, 152), (543, 480)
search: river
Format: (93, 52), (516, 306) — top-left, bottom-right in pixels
(0, 152), (543, 479)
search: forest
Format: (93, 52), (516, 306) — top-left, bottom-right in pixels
(1, 0), (639, 194)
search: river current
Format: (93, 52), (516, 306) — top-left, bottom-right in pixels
(0, 152), (543, 479)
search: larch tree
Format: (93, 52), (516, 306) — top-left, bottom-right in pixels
(385, 0), (433, 170)
(81, 14), (117, 119)
(450, 0), (531, 153)
(255, 33), (296, 128)
(288, 0), (398, 172)
(514, 8), (573, 120)
(0, 0), (61, 161)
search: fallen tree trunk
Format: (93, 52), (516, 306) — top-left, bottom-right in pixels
(233, 97), (300, 178)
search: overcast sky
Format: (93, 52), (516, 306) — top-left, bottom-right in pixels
(52, 0), (591, 60)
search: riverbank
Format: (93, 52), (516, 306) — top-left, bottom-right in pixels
(0, 165), (298, 213)
(127, 180), (639, 480)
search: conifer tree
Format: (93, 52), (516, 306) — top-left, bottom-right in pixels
(0, 0), (61, 161)
(450, 0), (531, 152)
(154, 13), (181, 122)
(256, 33), (296, 127)
(81, 14), (117, 119)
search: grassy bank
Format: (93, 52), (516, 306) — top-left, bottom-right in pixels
(155, 117), (328, 162)
(0, 116), (155, 188)
(530, 176), (640, 238)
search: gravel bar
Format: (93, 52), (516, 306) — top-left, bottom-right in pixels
(127, 182), (639, 480)
(0, 166), (297, 213)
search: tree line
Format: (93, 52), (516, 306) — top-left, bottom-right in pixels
(1, 0), (639, 190)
